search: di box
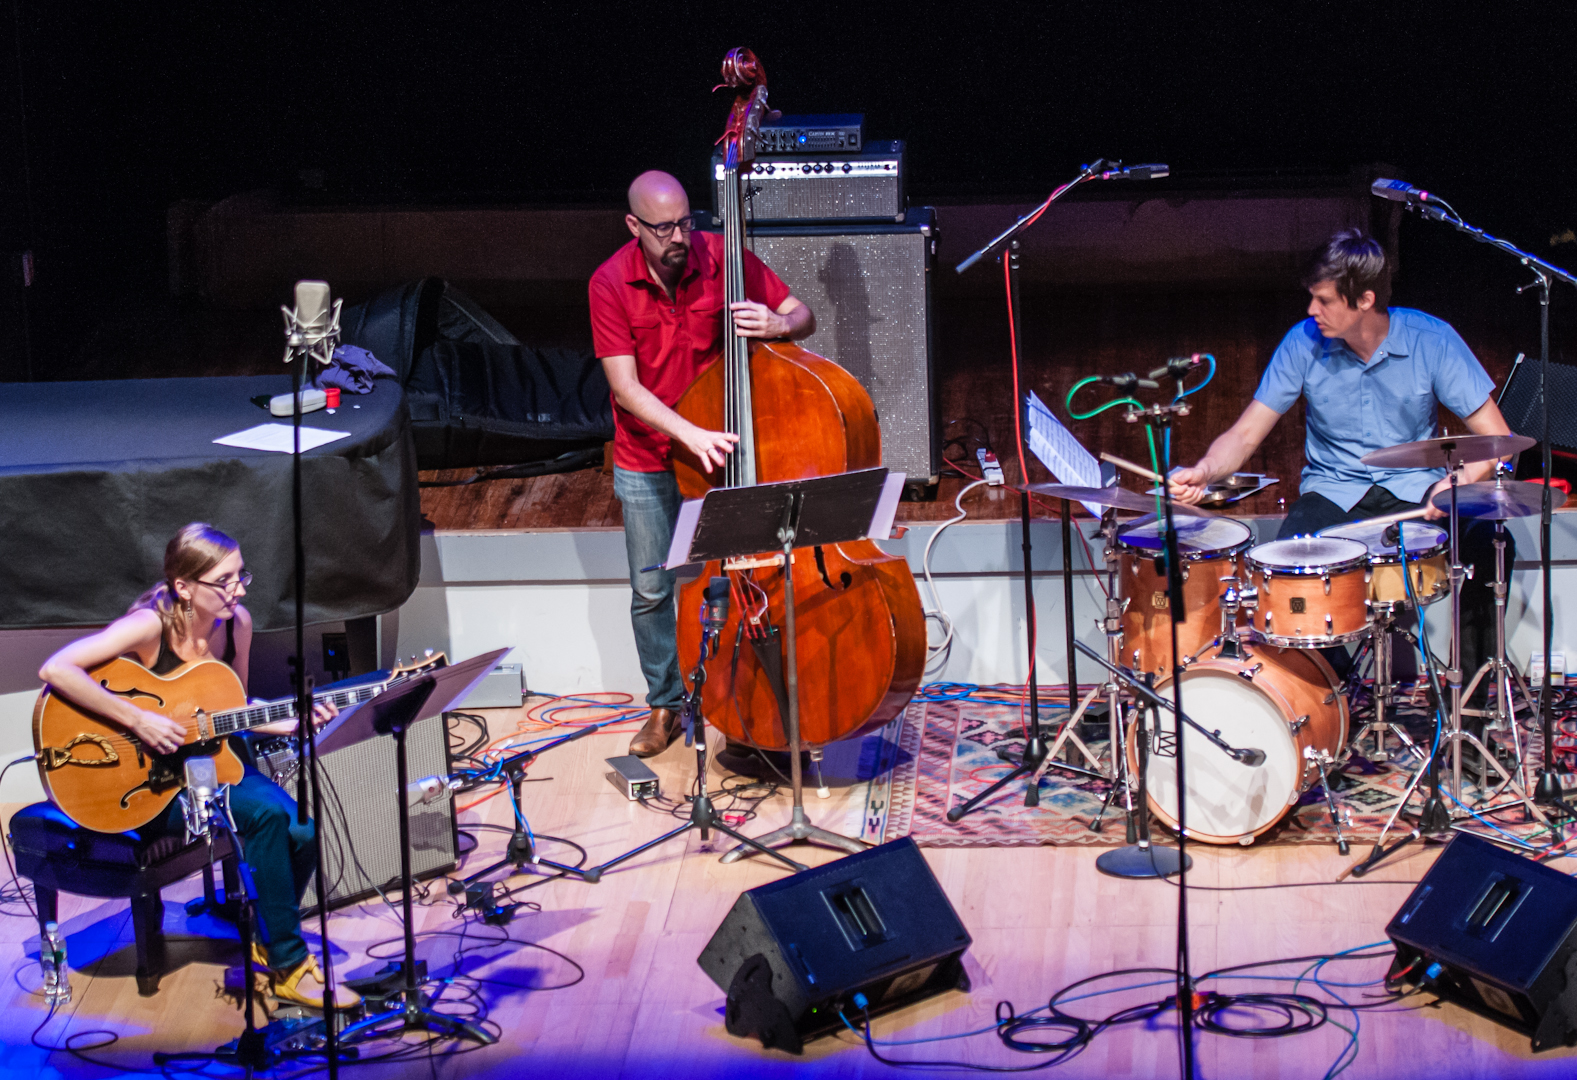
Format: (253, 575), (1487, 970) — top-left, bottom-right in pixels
(1386, 832), (1577, 1051)
(697, 836), (971, 1052)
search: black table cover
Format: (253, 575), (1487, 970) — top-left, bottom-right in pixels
(0, 375), (420, 631)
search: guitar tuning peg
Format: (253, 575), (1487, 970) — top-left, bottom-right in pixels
(424, 649), (433, 658)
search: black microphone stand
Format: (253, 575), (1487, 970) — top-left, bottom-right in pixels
(282, 304), (345, 1070)
(586, 578), (807, 879)
(947, 159), (1115, 823)
(1402, 198), (1577, 817)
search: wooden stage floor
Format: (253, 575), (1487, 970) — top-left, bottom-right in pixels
(2, 706), (1569, 1079)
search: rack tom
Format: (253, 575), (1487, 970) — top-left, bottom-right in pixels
(1245, 536), (1371, 646)
(1321, 520), (1449, 612)
(1117, 515), (1254, 680)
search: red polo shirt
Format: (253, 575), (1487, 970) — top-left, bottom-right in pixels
(589, 231), (792, 472)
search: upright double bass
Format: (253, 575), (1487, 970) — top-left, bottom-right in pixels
(673, 49), (925, 751)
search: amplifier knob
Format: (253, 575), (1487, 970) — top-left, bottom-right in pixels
(842, 163), (853, 173)
(802, 164), (812, 174)
(765, 165), (775, 174)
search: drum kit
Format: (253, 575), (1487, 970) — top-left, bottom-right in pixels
(1031, 430), (1565, 853)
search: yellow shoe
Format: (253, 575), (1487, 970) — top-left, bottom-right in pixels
(251, 943), (361, 1011)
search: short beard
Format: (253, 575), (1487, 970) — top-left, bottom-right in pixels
(659, 243), (688, 271)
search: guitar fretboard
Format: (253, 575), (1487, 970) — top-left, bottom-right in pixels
(210, 682), (387, 736)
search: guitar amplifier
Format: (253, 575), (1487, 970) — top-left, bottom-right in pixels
(711, 141), (905, 224)
(709, 208), (939, 493)
(254, 710), (458, 913)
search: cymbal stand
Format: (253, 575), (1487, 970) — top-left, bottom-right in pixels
(1460, 507), (1537, 808)
(1042, 509), (1122, 779)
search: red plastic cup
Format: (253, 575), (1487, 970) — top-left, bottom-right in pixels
(325, 387), (341, 408)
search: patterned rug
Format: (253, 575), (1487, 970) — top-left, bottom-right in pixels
(864, 692), (1566, 849)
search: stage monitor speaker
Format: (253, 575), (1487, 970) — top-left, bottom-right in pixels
(256, 711), (458, 913)
(728, 207), (939, 496)
(697, 836), (972, 1053)
(1386, 832), (1577, 1051)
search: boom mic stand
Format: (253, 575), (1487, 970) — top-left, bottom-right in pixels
(1395, 194), (1577, 815)
(947, 159), (1115, 822)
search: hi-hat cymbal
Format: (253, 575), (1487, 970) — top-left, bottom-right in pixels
(1360, 433), (1535, 470)
(1431, 480), (1567, 520)
(1021, 483), (1217, 516)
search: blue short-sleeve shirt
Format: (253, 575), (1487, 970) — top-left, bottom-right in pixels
(1253, 308), (1495, 510)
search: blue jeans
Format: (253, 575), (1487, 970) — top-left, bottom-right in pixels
(613, 467), (685, 711)
(150, 761), (317, 970)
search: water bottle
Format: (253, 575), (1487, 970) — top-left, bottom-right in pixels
(41, 921), (70, 1006)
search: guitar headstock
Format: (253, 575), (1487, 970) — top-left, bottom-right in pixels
(392, 651), (449, 680)
(716, 47), (772, 171)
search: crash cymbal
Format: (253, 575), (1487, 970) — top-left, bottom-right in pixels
(1360, 433), (1535, 470)
(1431, 479), (1566, 520)
(1021, 483), (1217, 516)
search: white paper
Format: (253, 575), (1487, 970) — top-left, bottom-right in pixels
(1025, 391), (1104, 516)
(664, 498), (704, 569)
(213, 423), (351, 454)
(868, 471), (906, 540)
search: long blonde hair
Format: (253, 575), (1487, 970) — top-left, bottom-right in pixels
(129, 523), (239, 640)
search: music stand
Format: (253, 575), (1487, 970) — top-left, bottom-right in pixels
(661, 468), (903, 864)
(338, 650), (507, 1047)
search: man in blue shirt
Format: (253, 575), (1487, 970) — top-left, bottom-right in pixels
(1171, 229), (1515, 715)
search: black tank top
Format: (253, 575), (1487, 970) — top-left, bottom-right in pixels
(151, 618), (236, 675)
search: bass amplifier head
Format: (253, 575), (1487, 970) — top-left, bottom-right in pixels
(1387, 832), (1577, 1051)
(698, 837), (972, 1052)
(712, 208), (939, 493)
(712, 141), (905, 225)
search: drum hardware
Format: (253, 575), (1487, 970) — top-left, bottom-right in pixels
(1348, 614), (1425, 765)
(1305, 747), (1352, 855)
(1362, 454), (1554, 869)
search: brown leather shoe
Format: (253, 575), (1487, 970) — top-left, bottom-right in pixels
(629, 707), (681, 757)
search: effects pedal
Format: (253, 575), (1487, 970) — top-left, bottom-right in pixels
(605, 755), (660, 800)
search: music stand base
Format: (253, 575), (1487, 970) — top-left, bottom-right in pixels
(720, 806), (866, 863)
(1096, 844), (1191, 879)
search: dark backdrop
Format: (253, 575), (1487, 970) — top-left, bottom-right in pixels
(3, 2), (1577, 380)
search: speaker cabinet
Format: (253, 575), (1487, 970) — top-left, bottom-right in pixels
(731, 208), (939, 494)
(256, 711), (458, 912)
(698, 837), (972, 1051)
(1387, 832), (1577, 1050)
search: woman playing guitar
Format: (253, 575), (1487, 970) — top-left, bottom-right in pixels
(36, 522), (356, 1011)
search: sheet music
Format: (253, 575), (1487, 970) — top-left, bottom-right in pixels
(213, 423), (350, 454)
(1025, 391), (1104, 516)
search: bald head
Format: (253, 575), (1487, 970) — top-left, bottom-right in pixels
(626, 170), (693, 287)
(628, 171), (689, 219)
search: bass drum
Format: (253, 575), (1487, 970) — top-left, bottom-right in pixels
(1127, 643), (1348, 845)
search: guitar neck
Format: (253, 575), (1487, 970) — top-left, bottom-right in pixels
(209, 680), (391, 737)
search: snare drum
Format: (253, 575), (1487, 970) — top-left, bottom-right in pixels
(1321, 520), (1449, 611)
(1129, 642), (1349, 844)
(1116, 515), (1254, 680)
(1245, 536), (1371, 646)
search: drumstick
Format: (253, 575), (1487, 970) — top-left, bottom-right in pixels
(1342, 506), (1433, 530)
(1100, 451), (1166, 485)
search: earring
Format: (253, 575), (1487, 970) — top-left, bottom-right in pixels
(183, 597), (193, 621)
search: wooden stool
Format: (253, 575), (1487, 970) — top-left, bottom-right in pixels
(8, 801), (240, 996)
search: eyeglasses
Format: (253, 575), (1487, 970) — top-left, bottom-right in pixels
(632, 213), (697, 240)
(194, 570), (253, 595)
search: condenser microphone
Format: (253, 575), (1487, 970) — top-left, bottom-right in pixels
(407, 774), (460, 805)
(1147, 354), (1205, 381)
(1093, 372), (1161, 391)
(1099, 163), (1170, 181)
(1370, 178), (1436, 205)
(281, 279), (342, 370)
(182, 756), (220, 839)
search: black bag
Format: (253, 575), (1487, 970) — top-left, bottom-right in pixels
(340, 278), (613, 472)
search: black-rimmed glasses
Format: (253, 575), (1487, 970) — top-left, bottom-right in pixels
(194, 570), (253, 594)
(632, 213), (697, 240)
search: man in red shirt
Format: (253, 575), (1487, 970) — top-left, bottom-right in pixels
(590, 170), (814, 757)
